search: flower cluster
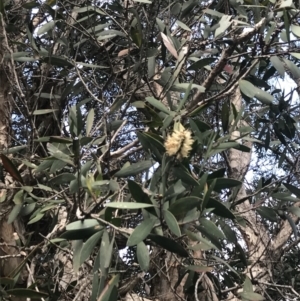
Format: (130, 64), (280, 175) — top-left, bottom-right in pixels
(164, 129), (194, 160)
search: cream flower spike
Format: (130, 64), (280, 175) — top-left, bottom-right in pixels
(164, 125), (194, 160)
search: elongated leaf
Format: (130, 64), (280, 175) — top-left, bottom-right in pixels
(199, 218), (225, 239)
(221, 102), (229, 133)
(6, 289), (48, 299)
(7, 204), (22, 224)
(79, 231), (103, 266)
(211, 255), (240, 276)
(114, 160), (154, 177)
(128, 180), (152, 204)
(256, 207), (277, 222)
(1, 154), (23, 184)
(66, 219), (101, 231)
(28, 213), (44, 224)
(33, 109), (58, 115)
(283, 182), (300, 198)
(255, 88), (274, 104)
(37, 20), (56, 35)
(160, 32), (178, 58)
(148, 234), (189, 257)
(239, 80), (256, 98)
(176, 20), (191, 31)
(270, 56), (285, 77)
(97, 274), (119, 301)
(146, 97), (170, 114)
(49, 173), (76, 185)
(172, 166), (199, 186)
(168, 196), (200, 217)
(137, 242), (150, 271)
(240, 292), (264, 301)
(86, 109), (94, 136)
(127, 218), (156, 246)
(215, 15), (232, 37)
(288, 206), (300, 218)
(47, 143), (75, 166)
(208, 198), (235, 219)
(207, 178), (242, 192)
(105, 202), (155, 210)
(163, 210), (181, 237)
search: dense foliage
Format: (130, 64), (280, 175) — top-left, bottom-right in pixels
(0, 0), (300, 301)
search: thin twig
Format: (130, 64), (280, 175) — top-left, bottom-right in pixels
(195, 273), (206, 301)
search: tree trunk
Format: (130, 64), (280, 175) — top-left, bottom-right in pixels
(0, 13), (27, 301)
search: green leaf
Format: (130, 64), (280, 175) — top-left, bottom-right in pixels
(73, 6), (105, 15)
(146, 96), (170, 114)
(221, 102), (230, 133)
(172, 166), (199, 186)
(163, 210), (181, 237)
(291, 52), (300, 60)
(61, 227), (103, 240)
(48, 173), (76, 186)
(98, 275), (119, 301)
(6, 289), (48, 299)
(47, 143), (74, 166)
(171, 83), (205, 93)
(133, 0), (152, 3)
(128, 180), (151, 204)
(66, 219), (101, 231)
(270, 56), (285, 77)
(105, 202), (155, 210)
(211, 255), (240, 276)
(176, 20), (191, 31)
(199, 218), (225, 239)
(86, 109), (94, 136)
(164, 180), (186, 199)
(137, 242), (150, 271)
(7, 204), (22, 224)
(184, 229), (219, 250)
(255, 87), (274, 104)
(127, 218), (156, 246)
(168, 197), (200, 218)
(291, 24), (300, 38)
(219, 220), (237, 243)
(243, 276), (254, 292)
(28, 213), (44, 224)
(283, 58), (300, 79)
(207, 178), (242, 192)
(240, 292), (264, 301)
(239, 80), (256, 98)
(99, 230), (109, 272)
(37, 20), (56, 35)
(256, 206), (277, 222)
(3, 145), (27, 154)
(73, 240), (83, 272)
(283, 182), (300, 198)
(148, 234), (189, 257)
(49, 137), (73, 144)
(207, 198), (235, 219)
(20, 203), (36, 217)
(33, 109), (58, 115)
(215, 15), (232, 37)
(79, 231), (103, 266)
(1, 154), (23, 184)
(114, 160), (154, 177)
(13, 190), (24, 205)
(288, 206), (300, 218)
(130, 26), (143, 47)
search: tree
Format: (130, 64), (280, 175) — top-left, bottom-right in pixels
(0, 0), (300, 301)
